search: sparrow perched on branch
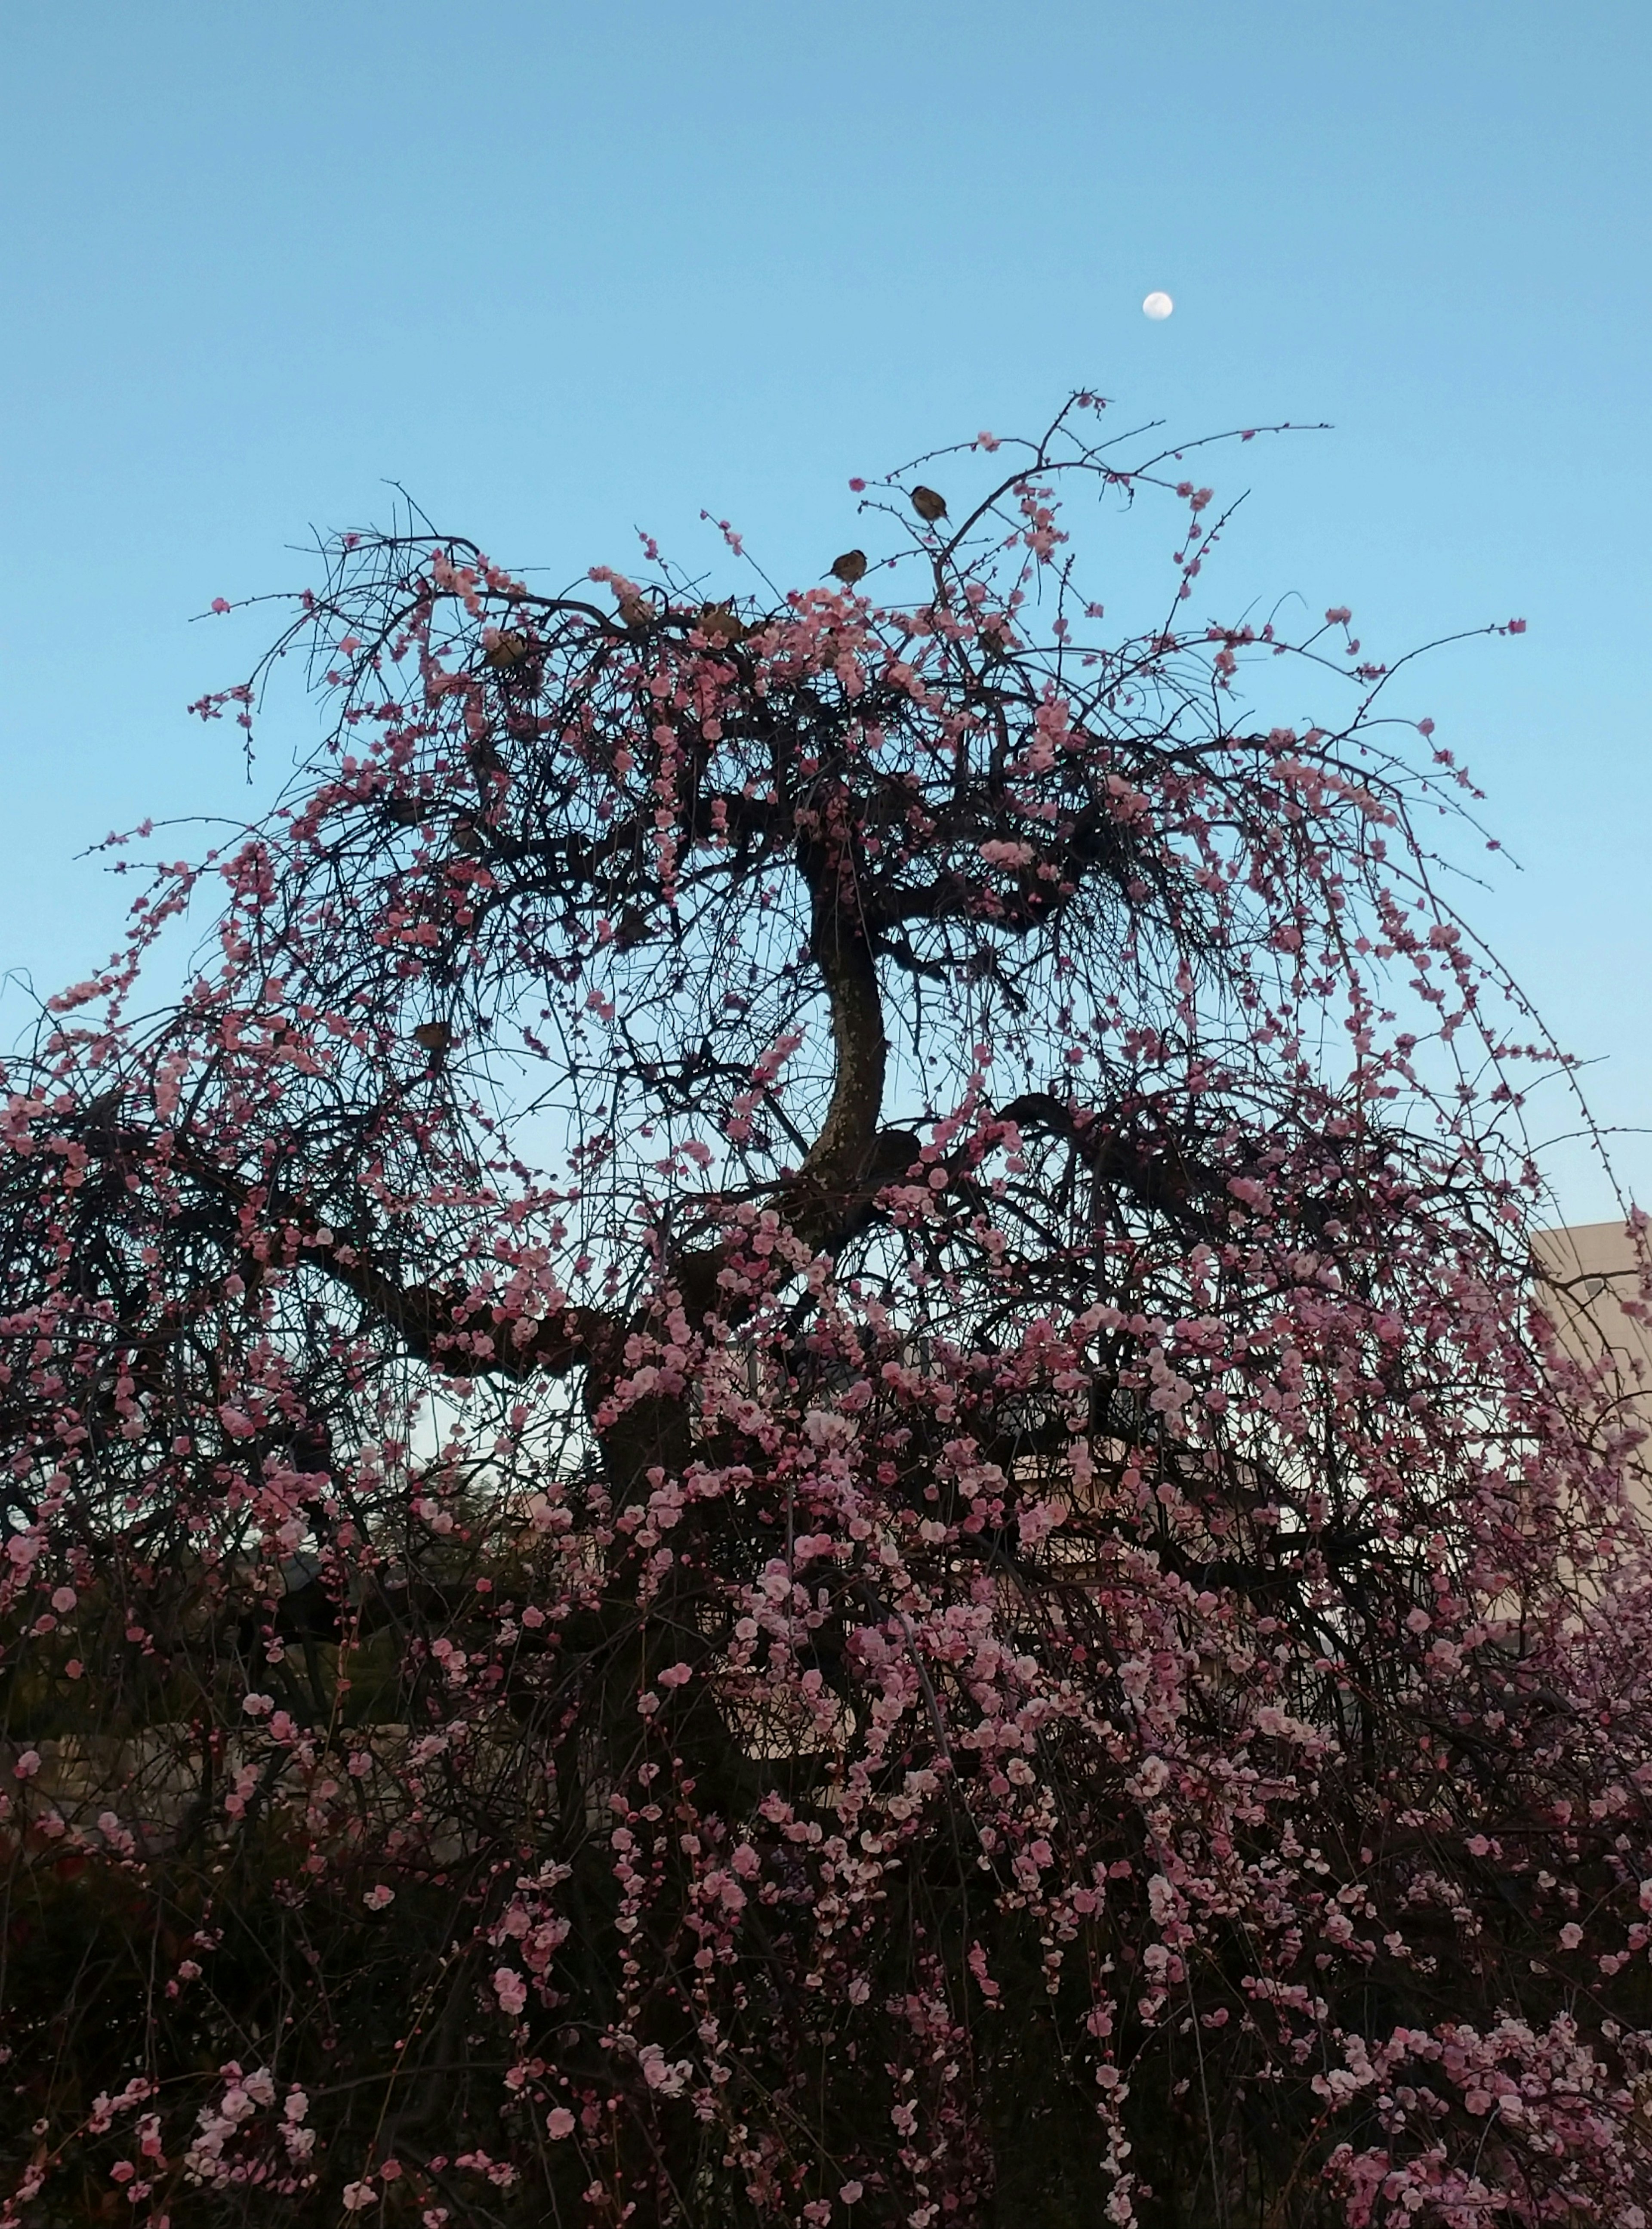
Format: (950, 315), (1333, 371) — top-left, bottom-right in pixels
(482, 630), (531, 671)
(830, 549), (868, 584)
(698, 602), (746, 645)
(910, 485), (948, 524)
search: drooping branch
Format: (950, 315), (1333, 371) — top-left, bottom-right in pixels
(74, 1118), (613, 1384)
(991, 1090), (1221, 1237)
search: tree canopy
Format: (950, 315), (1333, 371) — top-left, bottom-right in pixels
(4, 396), (1652, 2229)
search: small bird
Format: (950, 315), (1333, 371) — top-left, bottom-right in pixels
(911, 485), (948, 524)
(482, 629), (531, 671)
(830, 549), (868, 585)
(412, 1021), (453, 1057)
(698, 602), (746, 645)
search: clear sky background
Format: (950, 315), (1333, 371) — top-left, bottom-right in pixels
(2, 0), (1646, 1218)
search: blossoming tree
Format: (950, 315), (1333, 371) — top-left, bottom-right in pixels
(4, 397), (1652, 2227)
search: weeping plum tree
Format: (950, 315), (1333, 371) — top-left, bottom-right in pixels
(5, 395), (1652, 2229)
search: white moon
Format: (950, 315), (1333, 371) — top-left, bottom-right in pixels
(1142, 291), (1174, 321)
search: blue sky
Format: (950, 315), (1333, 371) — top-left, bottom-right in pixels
(2, 0), (1647, 1215)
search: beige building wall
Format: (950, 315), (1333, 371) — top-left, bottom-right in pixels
(1532, 1220), (1652, 1496)
(1532, 1220), (1652, 1374)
